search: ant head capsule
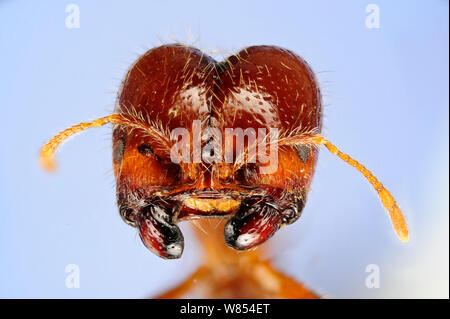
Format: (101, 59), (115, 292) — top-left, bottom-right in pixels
(40, 44), (408, 259)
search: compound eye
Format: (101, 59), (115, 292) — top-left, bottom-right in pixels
(112, 128), (127, 164)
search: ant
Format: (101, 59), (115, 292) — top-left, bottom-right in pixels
(40, 44), (408, 298)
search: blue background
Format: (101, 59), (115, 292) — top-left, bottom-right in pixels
(0, 0), (448, 298)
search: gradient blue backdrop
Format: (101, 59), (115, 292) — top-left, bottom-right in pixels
(0, 0), (448, 298)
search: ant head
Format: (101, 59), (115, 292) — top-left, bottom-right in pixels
(40, 44), (408, 259)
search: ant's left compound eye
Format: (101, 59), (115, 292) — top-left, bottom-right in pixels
(112, 129), (127, 164)
(113, 139), (125, 163)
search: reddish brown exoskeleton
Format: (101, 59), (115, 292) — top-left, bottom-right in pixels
(40, 44), (408, 298)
